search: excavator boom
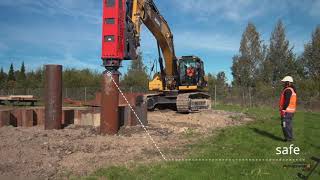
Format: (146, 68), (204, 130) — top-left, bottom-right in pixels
(131, 0), (177, 76)
(130, 0), (178, 90)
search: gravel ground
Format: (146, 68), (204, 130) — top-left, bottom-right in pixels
(0, 109), (251, 179)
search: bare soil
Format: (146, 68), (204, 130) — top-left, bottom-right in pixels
(0, 109), (252, 179)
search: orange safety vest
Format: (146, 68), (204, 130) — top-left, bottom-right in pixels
(279, 87), (297, 113)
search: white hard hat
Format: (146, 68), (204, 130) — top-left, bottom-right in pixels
(281, 76), (294, 83)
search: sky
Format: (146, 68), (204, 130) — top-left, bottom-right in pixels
(0, 0), (319, 81)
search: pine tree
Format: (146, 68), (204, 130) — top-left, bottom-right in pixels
(17, 62), (27, 89)
(7, 63), (16, 89)
(0, 67), (7, 89)
(265, 20), (296, 85)
(20, 62), (26, 80)
(7, 63), (15, 81)
(302, 26), (320, 81)
(0, 67), (4, 80)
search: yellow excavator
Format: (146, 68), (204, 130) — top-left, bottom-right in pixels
(119, 0), (211, 113)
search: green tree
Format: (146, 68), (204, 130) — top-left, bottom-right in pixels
(231, 23), (264, 105)
(207, 72), (228, 103)
(7, 63), (16, 89)
(232, 23), (263, 88)
(231, 55), (249, 88)
(216, 71), (228, 98)
(298, 25), (320, 102)
(0, 67), (7, 89)
(7, 63), (15, 81)
(121, 52), (149, 92)
(27, 68), (44, 88)
(63, 68), (101, 88)
(16, 62), (27, 89)
(207, 73), (217, 98)
(301, 26), (320, 81)
(264, 20), (296, 85)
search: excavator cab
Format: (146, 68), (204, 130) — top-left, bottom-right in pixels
(178, 56), (207, 90)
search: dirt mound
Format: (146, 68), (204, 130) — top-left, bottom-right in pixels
(0, 110), (251, 179)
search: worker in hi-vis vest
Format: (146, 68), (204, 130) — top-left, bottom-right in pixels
(279, 76), (297, 142)
(186, 64), (195, 85)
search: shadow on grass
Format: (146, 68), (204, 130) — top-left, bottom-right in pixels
(250, 128), (284, 142)
(311, 144), (320, 150)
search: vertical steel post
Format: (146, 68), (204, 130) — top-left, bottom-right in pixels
(100, 70), (120, 135)
(44, 65), (62, 130)
(84, 87), (87, 103)
(214, 85), (217, 107)
(0, 111), (10, 127)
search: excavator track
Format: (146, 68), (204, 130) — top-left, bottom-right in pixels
(176, 93), (191, 113)
(176, 93), (211, 113)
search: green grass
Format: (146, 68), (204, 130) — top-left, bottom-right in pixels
(84, 105), (320, 180)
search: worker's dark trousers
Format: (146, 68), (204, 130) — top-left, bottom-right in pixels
(281, 113), (294, 141)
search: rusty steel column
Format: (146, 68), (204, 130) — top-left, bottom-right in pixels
(44, 65), (62, 130)
(100, 70), (120, 135)
(33, 108), (45, 126)
(0, 110), (10, 127)
(11, 109), (22, 127)
(21, 109), (34, 127)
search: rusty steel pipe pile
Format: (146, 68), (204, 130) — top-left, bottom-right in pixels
(100, 70), (120, 135)
(44, 65), (62, 130)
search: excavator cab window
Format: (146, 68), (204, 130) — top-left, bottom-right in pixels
(179, 58), (199, 86)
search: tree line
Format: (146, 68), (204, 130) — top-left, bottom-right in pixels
(1, 20), (318, 108)
(0, 63), (102, 90)
(229, 20), (320, 106)
(0, 54), (148, 93)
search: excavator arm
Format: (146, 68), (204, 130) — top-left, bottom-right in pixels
(129, 0), (178, 89)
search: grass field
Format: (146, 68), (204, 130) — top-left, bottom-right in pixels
(84, 105), (320, 180)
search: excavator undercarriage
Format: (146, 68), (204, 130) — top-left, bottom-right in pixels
(147, 91), (211, 113)
(176, 93), (211, 113)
